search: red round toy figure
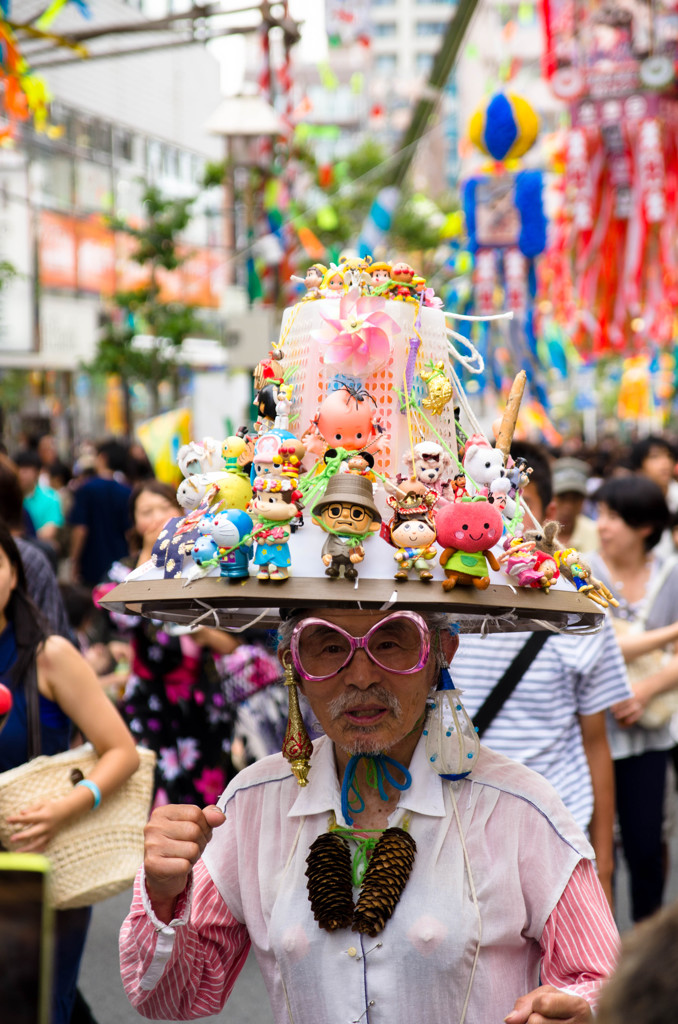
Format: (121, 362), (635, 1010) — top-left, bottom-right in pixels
(0, 681), (12, 734)
(436, 496), (503, 591)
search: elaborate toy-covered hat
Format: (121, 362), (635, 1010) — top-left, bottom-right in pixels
(101, 255), (605, 636)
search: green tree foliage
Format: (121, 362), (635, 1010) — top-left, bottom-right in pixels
(287, 136), (457, 268)
(86, 184), (207, 428)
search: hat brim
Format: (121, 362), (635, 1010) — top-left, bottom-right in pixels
(99, 575), (602, 634)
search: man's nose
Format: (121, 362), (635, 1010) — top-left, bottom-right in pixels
(344, 647), (379, 688)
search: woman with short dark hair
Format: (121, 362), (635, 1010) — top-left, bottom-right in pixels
(589, 475), (678, 921)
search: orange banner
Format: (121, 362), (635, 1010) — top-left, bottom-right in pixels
(38, 210), (222, 307)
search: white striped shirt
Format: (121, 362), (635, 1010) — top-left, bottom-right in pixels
(454, 618), (631, 830)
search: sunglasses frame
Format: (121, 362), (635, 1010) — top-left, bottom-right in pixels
(289, 610), (431, 682)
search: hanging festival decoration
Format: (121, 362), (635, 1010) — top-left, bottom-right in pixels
(539, 0), (678, 358)
(0, 0), (91, 139)
(461, 92), (548, 403)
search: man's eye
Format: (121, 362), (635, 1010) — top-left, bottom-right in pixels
(329, 505), (342, 517)
(351, 508), (364, 520)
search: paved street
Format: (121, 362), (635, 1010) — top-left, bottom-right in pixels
(79, 805), (678, 1024)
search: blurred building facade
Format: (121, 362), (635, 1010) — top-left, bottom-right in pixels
(0, 0), (234, 444)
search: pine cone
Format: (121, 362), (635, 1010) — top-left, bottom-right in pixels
(306, 832), (354, 931)
(353, 828), (416, 936)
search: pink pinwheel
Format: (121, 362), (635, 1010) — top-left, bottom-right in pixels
(312, 288), (400, 375)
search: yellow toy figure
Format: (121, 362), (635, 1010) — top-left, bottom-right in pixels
(320, 265), (348, 296)
(421, 361), (454, 416)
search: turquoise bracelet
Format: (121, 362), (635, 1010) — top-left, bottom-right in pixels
(76, 779), (101, 810)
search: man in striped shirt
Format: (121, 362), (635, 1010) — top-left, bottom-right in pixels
(455, 442), (630, 906)
(120, 606), (619, 1023)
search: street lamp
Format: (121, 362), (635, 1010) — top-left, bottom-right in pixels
(204, 94), (286, 296)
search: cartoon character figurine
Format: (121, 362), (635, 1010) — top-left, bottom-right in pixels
(387, 261), (417, 300)
(338, 254), (373, 292)
(436, 496), (503, 591)
(208, 509), (253, 580)
(450, 472), (469, 501)
(399, 441), (453, 500)
(421, 361), (454, 416)
(368, 261), (392, 292)
(555, 548), (619, 608)
(249, 478), (302, 581)
(387, 493), (438, 582)
(311, 474), (382, 580)
(320, 265), (348, 296)
(274, 384), (294, 431)
(302, 263), (327, 299)
(253, 346), (284, 393)
(254, 383), (280, 434)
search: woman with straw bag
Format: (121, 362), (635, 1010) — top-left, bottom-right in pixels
(0, 520), (139, 1024)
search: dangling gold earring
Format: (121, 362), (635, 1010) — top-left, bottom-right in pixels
(282, 652), (313, 787)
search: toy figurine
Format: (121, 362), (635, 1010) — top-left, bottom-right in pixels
(421, 361), (454, 416)
(387, 261), (417, 300)
(177, 437), (223, 478)
(208, 509), (253, 580)
(311, 474), (382, 580)
(399, 441), (453, 500)
(524, 523), (619, 608)
(302, 383), (388, 458)
(499, 536), (558, 590)
(253, 346), (284, 393)
(274, 385), (294, 431)
(507, 456), (533, 500)
(450, 472), (469, 501)
(387, 493), (437, 582)
(436, 497), (503, 591)
(320, 264), (348, 296)
(249, 478), (302, 581)
(222, 435), (254, 476)
(462, 438), (506, 497)
(368, 261), (392, 292)
(191, 533), (219, 571)
(344, 450), (377, 482)
(300, 263), (327, 300)
(412, 276), (443, 308)
(555, 548), (619, 608)
(254, 382), (280, 434)
(338, 254), (373, 292)
(252, 432), (306, 481)
(176, 473), (211, 512)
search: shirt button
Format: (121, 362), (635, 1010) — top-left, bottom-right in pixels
(347, 947), (357, 958)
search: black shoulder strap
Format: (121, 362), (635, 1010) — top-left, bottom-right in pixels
(472, 632), (551, 739)
(25, 658), (42, 761)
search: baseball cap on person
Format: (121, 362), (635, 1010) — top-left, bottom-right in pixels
(552, 457), (590, 497)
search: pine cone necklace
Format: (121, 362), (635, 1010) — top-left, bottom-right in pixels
(306, 814), (416, 937)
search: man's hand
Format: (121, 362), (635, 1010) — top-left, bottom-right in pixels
(143, 804), (225, 923)
(504, 985), (593, 1024)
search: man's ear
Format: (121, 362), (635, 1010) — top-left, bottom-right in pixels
(440, 630), (459, 663)
(368, 520), (381, 532)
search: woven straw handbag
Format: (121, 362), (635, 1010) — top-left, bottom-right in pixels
(0, 743), (156, 909)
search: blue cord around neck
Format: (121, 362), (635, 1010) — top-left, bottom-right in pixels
(340, 753), (412, 826)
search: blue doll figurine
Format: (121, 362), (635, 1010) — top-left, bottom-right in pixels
(209, 509), (254, 579)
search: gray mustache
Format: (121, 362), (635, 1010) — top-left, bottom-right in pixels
(327, 686), (402, 720)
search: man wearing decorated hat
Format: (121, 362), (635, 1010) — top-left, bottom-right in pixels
(120, 599), (619, 1023)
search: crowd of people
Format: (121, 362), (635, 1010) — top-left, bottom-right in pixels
(3, 427), (678, 1021)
